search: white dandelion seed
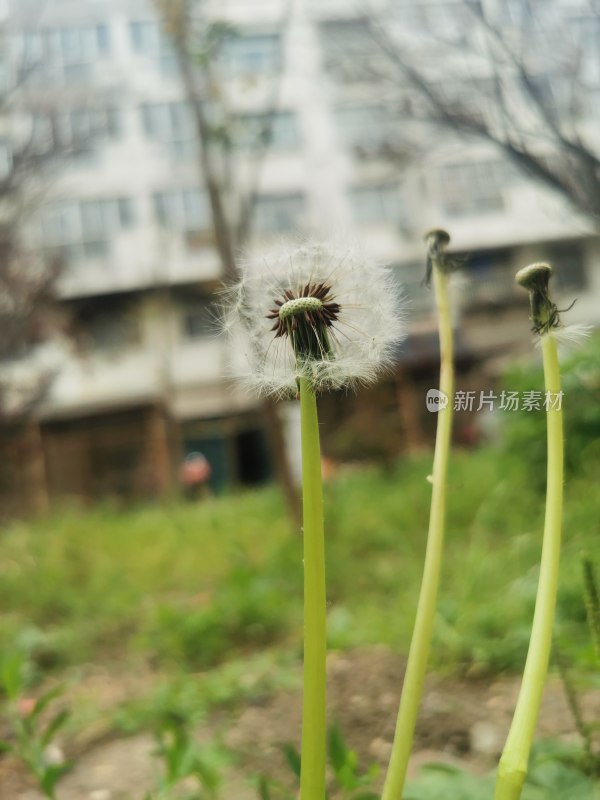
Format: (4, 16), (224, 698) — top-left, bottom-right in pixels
(536, 322), (592, 349)
(222, 240), (407, 398)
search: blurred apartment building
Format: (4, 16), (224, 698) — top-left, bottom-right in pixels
(1, 0), (599, 511)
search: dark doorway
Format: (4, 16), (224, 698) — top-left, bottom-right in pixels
(183, 435), (232, 493)
(235, 427), (271, 485)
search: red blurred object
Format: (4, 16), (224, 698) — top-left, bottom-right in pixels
(18, 697), (36, 717)
(179, 452), (211, 487)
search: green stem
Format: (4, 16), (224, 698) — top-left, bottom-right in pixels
(582, 556), (600, 661)
(382, 266), (454, 800)
(494, 334), (563, 800)
(298, 377), (327, 800)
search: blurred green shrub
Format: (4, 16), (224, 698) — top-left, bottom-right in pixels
(146, 560), (292, 670)
(259, 723), (379, 800)
(404, 740), (598, 799)
(0, 653), (71, 799)
(145, 711), (229, 800)
(500, 333), (600, 487)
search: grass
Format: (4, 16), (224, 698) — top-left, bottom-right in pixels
(113, 650), (301, 734)
(1, 444), (599, 688)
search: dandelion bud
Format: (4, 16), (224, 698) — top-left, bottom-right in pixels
(424, 228), (450, 250)
(423, 229), (461, 286)
(515, 261), (552, 292)
(516, 262), (558, 336)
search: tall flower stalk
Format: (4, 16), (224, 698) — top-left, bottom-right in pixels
(382, 229), (457, 800)
(224, 241), (405, 798)
(298, 375), (327, 800)
(494, 262), (566, 800)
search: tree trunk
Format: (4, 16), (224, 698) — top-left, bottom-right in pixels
(160, 1), (302, 525)
(263, 397), (302, 529)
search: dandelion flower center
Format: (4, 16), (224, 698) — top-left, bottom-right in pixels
(279, 296), (324, 320)
(266, 282), (341, 362)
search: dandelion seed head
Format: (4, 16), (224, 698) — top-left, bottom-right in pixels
(222, 239), (407, 398)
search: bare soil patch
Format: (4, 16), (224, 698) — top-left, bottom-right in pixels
(2, 647), (597, 799)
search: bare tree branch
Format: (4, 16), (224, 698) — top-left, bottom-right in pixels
(334, 2), (600, 223)
(155, 0), (303, 525)
(0, 19), (67, 422)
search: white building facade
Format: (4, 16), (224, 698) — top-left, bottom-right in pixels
(1, 0), (598, 507)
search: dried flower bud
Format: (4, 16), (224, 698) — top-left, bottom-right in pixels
(516, 262), (559, 335)
(423, 229), (462, 286)
(515, 262), (552, 292)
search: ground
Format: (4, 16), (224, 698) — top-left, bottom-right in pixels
(1, 647), (596, 799)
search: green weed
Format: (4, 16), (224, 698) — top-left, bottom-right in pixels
(0, 448), (598, 679)
(0, 653), (71, 799)
(404, 740), (599, 800)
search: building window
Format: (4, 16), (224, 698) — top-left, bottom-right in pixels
(319, 18), (372, 53)
(46, 25), (110, 70)
(570, 16), (600, 77)
(16, 25), (111, 83)
(462, 250), (516, 307)
(16, 30), (45, 64)
(496, 0), (529, 27)
(252, 193), (305, 233)
(306, 0), (361, 15)
(429, 78), (495, 124)
(318, 18), (377, 80)
(38, 106), (121, 154)
(543, 243), (587, 292)
(141, 102), (196, 159)
(579, 87), (600, 118)
(40, 197), (134, 261)
(350, 184), (404, 225)
(528, 74), (572, 118)
(334, 105), (397, 148)
(181, 299), (214, 339)
(0, 139), (12, 179)
(221, 33), (281, 75)
(130, 20), (167, 53)
(0, 60), (7, 94)
(153, 189), (209, 233)
(79, 198), (133, 239)
(129, 20), (177, 74)
(31, 116), (54, 154)
(83, 303), (139, 352)
(70, 107), (120, 141)
(117, 198), (134, 227)
(393, 2), (472, 33)
(391, 262), (433, 314)
(438, 160), (506, 216)
(234, 110), (299, 151)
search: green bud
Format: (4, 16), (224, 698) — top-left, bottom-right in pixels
(515, 262), (558, 335)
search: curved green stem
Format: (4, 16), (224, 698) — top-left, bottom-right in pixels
(382, 266), (454, 800)
(298, 377), (327, 800)
(494, 334), (563, 800)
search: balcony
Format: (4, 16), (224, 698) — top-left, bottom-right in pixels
(40, 349), (159, 418)
(38, 334), (234, 420)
